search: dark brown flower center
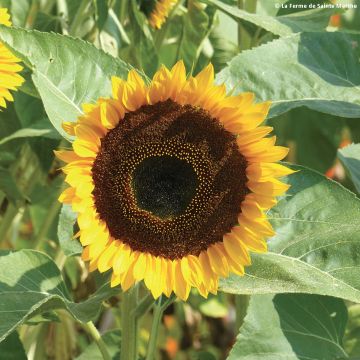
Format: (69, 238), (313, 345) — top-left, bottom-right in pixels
(139, 0), (157, 17)
(91, 99), (248, 259)
(133, 155), (198, 218)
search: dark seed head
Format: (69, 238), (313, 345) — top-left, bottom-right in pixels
(91, 99), (248, 259)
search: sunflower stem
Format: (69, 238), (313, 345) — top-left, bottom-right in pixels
(145, 298), (164, 360)
(25, 0), (40, 29)
(82, 321), (112, 360)
(145, 294), (176, 360)
(69, 0), (90, 36)
(0, 203), (18, 244)
(120, 285), (139, 360)
(119, 0), (128, 25)
(132, 293), (155, 319)
(35, 184), (63, 250)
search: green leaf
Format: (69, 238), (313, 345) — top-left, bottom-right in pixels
(228, 294), (348, 359)
(199, 297), (228, 318)
(0, 128), (57, 146)
(58, 204), (82, 256)
(124, 1), (159, 76)
(75, 329), (121, 360)
(8, 0), (31, 27)
(270, 107), (344, 173)
(204, 0), (338, 36)
(0, 167), (26, 203)
(95, 0), (110, 31)
(0, 249), (119, 342)
(0, 26), (131, 140)
(178, 0), (211, 70)
(338, 143), (360, 193)
(216, 32), (360, 118)
(220, 165), (360, 303)
(0, 331), (27, 360)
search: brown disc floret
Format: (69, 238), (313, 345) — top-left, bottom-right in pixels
(91, 99), (248, 259)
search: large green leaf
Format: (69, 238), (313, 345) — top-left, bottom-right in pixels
(220, 165), (360, 303)
(216, 32), (360, 118)
(0, 250), (119, 342)
(0, 26), (131, 140)
(338, 143), (360, 193)
(228, 294), (348, 359)
(58, 204), (82, 256)
(178, 0), (211, 70)
(204, 0), (338, 36)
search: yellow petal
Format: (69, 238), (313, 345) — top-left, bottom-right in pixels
(247, 146), (289, 163)
(247, 162), (295, 181)
(207, 245), (229, 278)
(97, 241), (119, 272)
(58, 187), (76, 203)
(247, 178), (290, 197)
(62, 121), (76, 135)
(173, 260), (191, 301)
(223, 233), (251, 266)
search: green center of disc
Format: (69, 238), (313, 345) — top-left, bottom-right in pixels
(132, 156), (199, 219)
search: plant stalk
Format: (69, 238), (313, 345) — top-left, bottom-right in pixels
(25, 0), (40, 29)
(145, 294), (176, 360)
(145, 299), (164, 360)
(82, 321), (112, 360)
(120, 285), (139, 360)
(35, 186), (63, 250)
(132, 293), (154, 319)
(70, 0), (91, 36)
(0, 204), (18, 244)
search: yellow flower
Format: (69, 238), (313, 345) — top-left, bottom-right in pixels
(140, 0), (176, 29)
(0, 8), (24, 108)
(56, 61), (294, 301)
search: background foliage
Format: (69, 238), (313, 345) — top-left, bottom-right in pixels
(0, 0), (360, 359)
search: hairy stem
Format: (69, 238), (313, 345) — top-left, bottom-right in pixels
(82, 321), (112, 360)
(70, 0), (91, 36)
(120, 285), (139, 360)
(145, 294), (176, 360)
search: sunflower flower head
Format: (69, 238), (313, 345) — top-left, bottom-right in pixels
(0, 8), (24, 108)
(140, 0), (176, 29)
(56, 60), (294, 301)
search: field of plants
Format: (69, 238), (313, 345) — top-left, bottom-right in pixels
(0, 0), (360, 359)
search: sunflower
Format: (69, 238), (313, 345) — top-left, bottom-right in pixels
(0, 8), (24, 108)
(56, 61), (293, 301)
(140, 0), (176, 29)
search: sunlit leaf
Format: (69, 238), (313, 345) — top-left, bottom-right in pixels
(0, 250), (119, 342)
(228, 294), (348, 359)
(204, 0), (338, 36)
(220, 165), (360, 303)
(0, 26), (131, 140)
(58, 204), (82, 256)
(216, 32), (360, 118)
